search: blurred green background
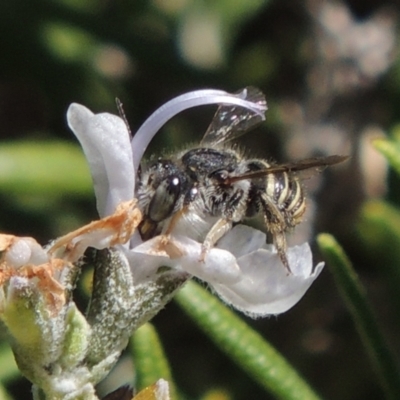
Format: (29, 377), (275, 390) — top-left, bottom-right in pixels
(1, 0), (400, 399)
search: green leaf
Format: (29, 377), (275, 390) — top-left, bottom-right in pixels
(40, 22), (95, 62)
(199, 388), (232, 400)
(317, 233), (400, 400)
(357, 200), (400, 292)
(130, 323), (178, 400)
(59, 305), (90, 369)
(373, 137), (400, 176)
(0, 140), (92, 196)
(175, 281), (321, 400)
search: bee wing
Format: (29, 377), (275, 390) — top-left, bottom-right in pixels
(227, 155), (349, 183)
(200, 87), (267, 146)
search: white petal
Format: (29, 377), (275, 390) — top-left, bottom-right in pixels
(172, 236), (241, 284)
(4, 237), (48, 267)
(5, 239), (33, 267)
(129, 235), (241, 284)
(211, 243), (324, 318)
(131, 88), (267, 173)
(67, 103), (134, 217)
(217, 225), (267, 258)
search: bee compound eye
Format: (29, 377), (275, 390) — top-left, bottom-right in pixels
(148, 176), (181, 222)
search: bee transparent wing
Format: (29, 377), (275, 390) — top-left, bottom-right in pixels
(227, 155), (349, 183)
(200, 87), (267, 146)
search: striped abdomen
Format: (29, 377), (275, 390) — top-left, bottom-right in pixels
(265, 172), (306, 227)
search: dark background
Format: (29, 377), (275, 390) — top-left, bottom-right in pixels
(1, 0), (399, 399)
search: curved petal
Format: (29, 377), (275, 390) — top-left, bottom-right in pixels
(67, 104), (134, 217)
(131, 88), (268, 173)
(211, 243), (324, 318)
(128, 235), (241, 285)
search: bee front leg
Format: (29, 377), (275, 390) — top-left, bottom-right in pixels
(200, 218), (233, 262)
(157, 207), (188, 249)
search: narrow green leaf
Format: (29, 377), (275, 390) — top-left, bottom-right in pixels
(357, 200), (400, 304)
(199, 388), (232, 400)
(175, 281), (321, 400)
(373, 138), (400, 176)
(0, 343), (19, 382)
(0, 382), (13, 400)
(317, 233), (400, 400)
(358, 200), (400, 252)
(0, 140), (92, 196)
(130, 323), (178, 400)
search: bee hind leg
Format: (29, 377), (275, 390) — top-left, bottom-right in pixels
(261, 193), (292, 274)
(272, 231), (292, 275)
(200, 218), (233, 262)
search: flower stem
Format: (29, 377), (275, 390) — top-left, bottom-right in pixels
(175, 281), (321, 400)
(317, 233), (400, 399)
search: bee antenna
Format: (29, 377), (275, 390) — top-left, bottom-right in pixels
(115, 97), (132, 137)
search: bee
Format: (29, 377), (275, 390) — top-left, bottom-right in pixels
(136, 87), (347, 273)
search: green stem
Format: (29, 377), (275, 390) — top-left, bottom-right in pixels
(175, 281), (321, 400)
(318, 233), (400, 399)
(130, 323), (178, 400)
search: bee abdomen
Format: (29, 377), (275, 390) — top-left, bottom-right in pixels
(285, 178), (306, 223)
(267, 173), (306, 226)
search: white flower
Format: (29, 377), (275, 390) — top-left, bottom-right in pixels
(67, 88), (324, 318)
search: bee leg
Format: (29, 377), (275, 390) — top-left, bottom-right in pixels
(158, 207), (188, 247)
(272, 231), (292, 275)
(200, 218), (233, 262)
(260, 194), (292, 274)
(139, 218), (158, 241)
